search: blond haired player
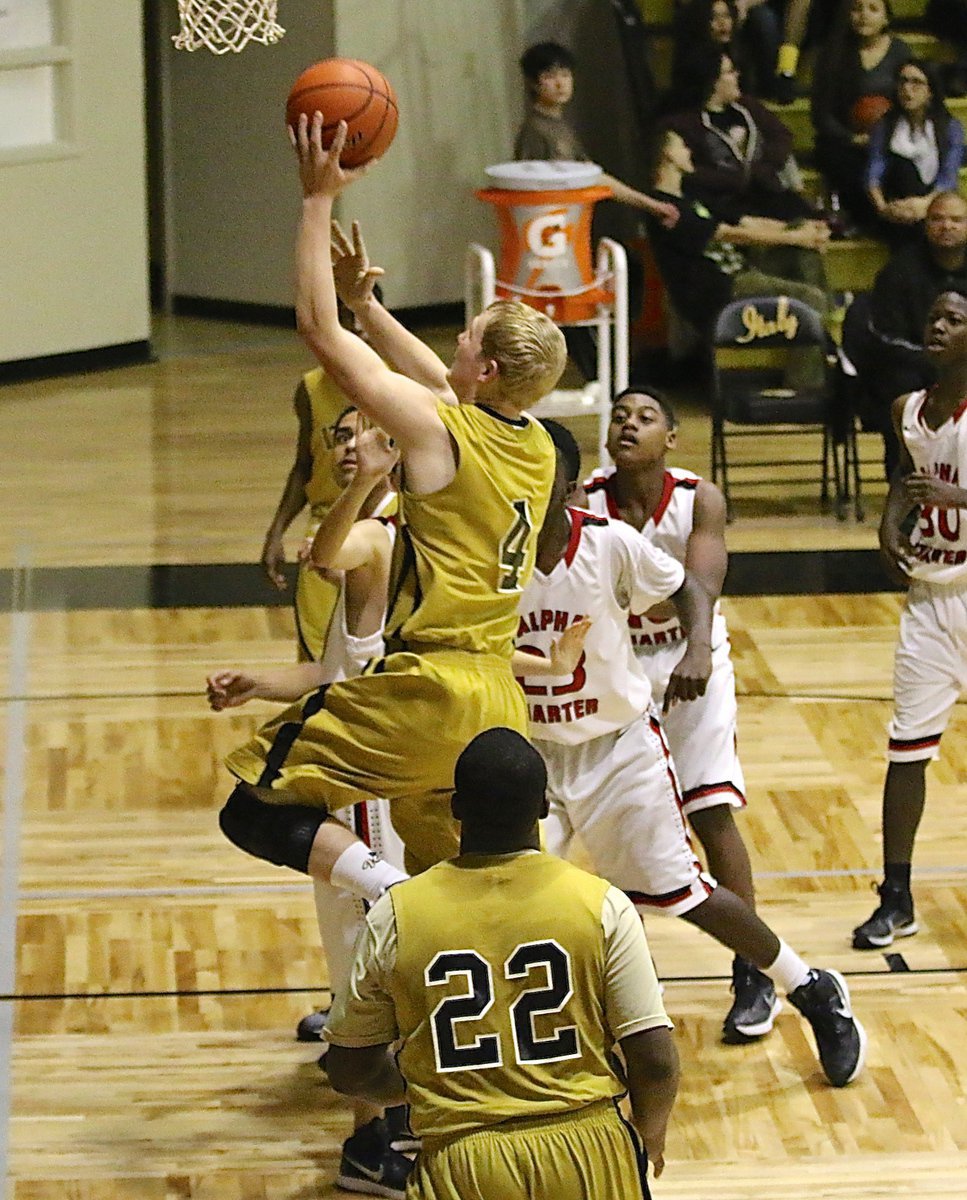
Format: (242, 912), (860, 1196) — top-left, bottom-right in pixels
(853, 290), (967, 949)
(218, 118), (566, 911)
(324, 727), (680, 1198)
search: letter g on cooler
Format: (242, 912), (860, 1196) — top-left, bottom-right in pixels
(526, 209), (570, 260)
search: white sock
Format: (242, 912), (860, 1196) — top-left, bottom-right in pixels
(766, 940), (812, 994)
(329, 841), (408, 904)
(313, 877), (367, 1000)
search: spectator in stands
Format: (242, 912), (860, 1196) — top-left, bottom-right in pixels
(811, 0), (912, 228)
(665, 47), (818, 224)
(645, 127), (831, 381)
(841, 191), (967, 475)
(866, 60), (965, 242)
(513, 40), (678, 227)
(513, 40), (677, 380)
(669, 0), (761, 108)
(925, 0), (967, 97)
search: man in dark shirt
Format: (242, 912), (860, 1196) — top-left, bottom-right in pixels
(645, 128), (831, 340)
(846, 191), (967, 475)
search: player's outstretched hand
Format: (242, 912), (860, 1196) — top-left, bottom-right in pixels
(206, 671), (261, 711)
(549, 617), (592, 676)
(290, 113), (373, 199)
(663, 642), (712, 713)
(331, 219), (385, 309)
(354, 413), (399, 481)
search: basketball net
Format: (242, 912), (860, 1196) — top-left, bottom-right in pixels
(173, 0), (285, 54)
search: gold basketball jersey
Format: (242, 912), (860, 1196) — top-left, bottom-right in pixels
(385, 402), (555, 659)
(389, 853), (626, 1140)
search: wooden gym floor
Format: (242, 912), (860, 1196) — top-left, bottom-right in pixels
(1, 316), (965, 1198)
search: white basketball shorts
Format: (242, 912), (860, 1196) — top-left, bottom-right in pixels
(889, 578), (967, 763)
(538, 712), (716, 917)
(636, 618), (746, 814)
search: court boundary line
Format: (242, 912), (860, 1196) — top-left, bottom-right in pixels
(13, 862), (967, 904)
(4, 962), (966, 1004)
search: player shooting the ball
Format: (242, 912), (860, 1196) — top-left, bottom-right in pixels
(217, 112), (567, 918)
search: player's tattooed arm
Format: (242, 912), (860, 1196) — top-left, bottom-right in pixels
(663, 480), (725, 710)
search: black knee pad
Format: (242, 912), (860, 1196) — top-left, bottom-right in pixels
(219, 783), (327, 874)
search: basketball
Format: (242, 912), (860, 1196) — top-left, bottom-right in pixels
(286, 58), (399, 168)
(849, 93), (891, 133)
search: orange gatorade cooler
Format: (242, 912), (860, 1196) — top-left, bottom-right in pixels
(476, 161), (613, 323)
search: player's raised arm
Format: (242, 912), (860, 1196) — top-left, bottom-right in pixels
(332, 220), (453, 398)
(309, 420), (398, 572)
(291, 115), (449, 456)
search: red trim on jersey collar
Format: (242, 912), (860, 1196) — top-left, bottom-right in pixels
(600, 475), (621, 519)
(591, 469), (695, 527)
(652, 471), (679, 526)
(563, 507), (607, 565)
(919, 386), (967, 426)
(564, 508), (586, 565)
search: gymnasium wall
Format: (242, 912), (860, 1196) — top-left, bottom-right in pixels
(157, 0), (645, 312)
(0, 2), (150, 366)
(160, 0), (530, 310)
(0, 0), (648, 369)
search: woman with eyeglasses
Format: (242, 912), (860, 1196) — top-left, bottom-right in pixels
(866, 59), (966, 241)
(811, 0), (911, 228)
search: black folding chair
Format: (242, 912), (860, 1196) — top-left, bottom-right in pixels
(710, 295), (857, 520)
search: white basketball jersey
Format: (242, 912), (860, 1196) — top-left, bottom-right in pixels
(515, 508), (685, 745)
(316, 514), (395, 682)
(584, 466), (724, 648)
(902, 389), (967, 585)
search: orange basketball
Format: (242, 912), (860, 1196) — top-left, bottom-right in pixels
(286, 58), (399, 168)
(849, 93), (892, 133)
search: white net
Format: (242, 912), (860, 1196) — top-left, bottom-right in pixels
(173, 0), (285, 54)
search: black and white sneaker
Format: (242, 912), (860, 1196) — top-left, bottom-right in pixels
(852, 882), (918, 949)
(336, 1117), (414, 1199)
(385, 1103), (421, 1153)
(788, 968), (866, 1087)
(722, 957), (781, 1043)
(295, 1008), (330, 1043)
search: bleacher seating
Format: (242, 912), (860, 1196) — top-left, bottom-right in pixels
(636, 0), (962, 296)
